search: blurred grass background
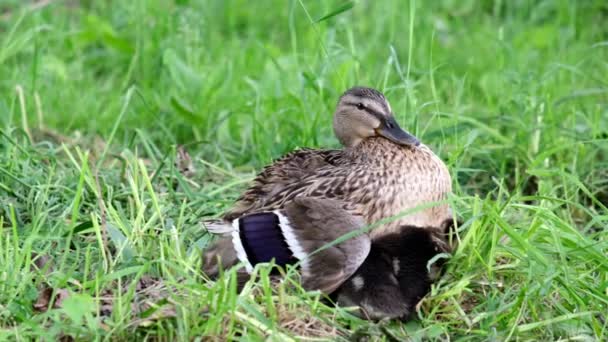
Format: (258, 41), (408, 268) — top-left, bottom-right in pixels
(1, 0), (607, 340)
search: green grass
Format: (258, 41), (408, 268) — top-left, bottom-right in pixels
(1, 0), (607, 340)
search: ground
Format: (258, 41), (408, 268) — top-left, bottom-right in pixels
(0, 0), (607, 340)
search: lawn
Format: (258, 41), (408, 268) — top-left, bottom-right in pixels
(1, 0), (607, 340)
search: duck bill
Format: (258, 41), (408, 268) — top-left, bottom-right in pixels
(376, 117), (420, 147)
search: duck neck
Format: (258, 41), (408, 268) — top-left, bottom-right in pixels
(345, 137), (420, 165)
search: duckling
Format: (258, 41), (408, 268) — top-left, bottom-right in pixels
(333, 226), (450, 320)
(203, 86), (452, 274)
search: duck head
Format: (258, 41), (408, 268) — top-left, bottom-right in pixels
(333, 86), (420, 148)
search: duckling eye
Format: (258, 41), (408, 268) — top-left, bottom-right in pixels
(356, 103), (365, 110)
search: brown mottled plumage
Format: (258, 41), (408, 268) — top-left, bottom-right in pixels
(201, 87), (453, 315)
(223, 137), (452, 239)
(221, 87), (452, 240)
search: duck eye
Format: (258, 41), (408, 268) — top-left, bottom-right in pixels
(356, 103), (365, 110)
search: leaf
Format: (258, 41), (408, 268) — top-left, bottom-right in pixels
(134, 298), (177, 327)
(31, 252), (52, 273)
(129, 277), (177, 326)
(60, 293), (95, 325)
(175, 145), (195, 178)
(162, 48), (203, 91)
(33, 287), (70, 312)
(187, 234), (213, 256)
(71, 220), (94, 235)
(315, 2), (354, 22)
(83, 14), (134, 54)
(103, 266), (144, 282)
(106, 223), (135, 261)
(0, 23), (50, 65)
(170, 96), (200, 124)
(426, 252), (451, 272)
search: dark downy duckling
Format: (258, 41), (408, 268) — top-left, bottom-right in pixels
(333, 225), (451, 320)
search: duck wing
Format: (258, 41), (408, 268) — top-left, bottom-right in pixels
(223, 148), (346, 220)
(203, 197), (371, 294)
(283, 197), (370, 293)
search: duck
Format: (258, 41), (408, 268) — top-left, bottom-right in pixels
(202, 86), (452, 265)
(201, 86), (454, 316)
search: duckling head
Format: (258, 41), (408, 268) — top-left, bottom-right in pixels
(333, 86), (420, 148)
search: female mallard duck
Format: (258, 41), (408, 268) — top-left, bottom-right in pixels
(201, 86), (453, 317)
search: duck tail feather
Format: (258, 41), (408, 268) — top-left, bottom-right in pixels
(202, 219), (234, 234)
